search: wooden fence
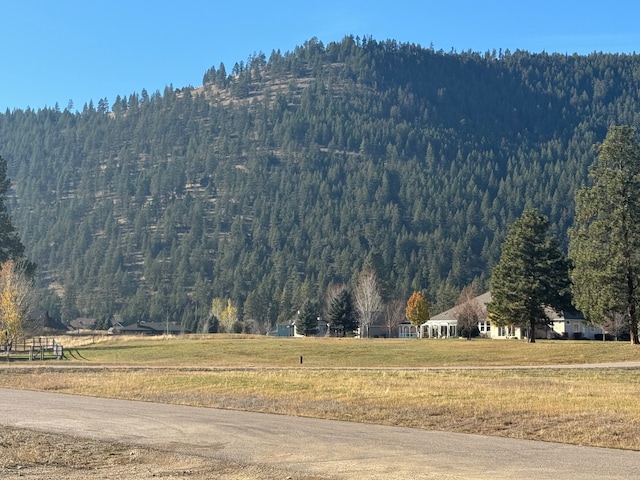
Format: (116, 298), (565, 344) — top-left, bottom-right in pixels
(0, 337), (63, 361)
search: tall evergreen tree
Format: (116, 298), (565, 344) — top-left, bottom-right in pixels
(296, 298), (320, 336)
(328, 288), (356, 337)
(569, 126), (640, 344)
(0, 156), (27, 264)
(488, 210), (571, 343)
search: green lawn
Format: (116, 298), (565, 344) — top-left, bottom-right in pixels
(57, 334), (640, 367)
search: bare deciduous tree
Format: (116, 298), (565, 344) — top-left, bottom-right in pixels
(600, 313), (627, 341)
(382, 299), (405, 338)
(454, 285), (483, 340)
(354, 270), (383, 338)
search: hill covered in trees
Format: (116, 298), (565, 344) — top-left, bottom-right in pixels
(1, 36), (639, 331)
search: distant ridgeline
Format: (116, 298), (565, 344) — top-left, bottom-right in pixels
(0, 36), (638, 331)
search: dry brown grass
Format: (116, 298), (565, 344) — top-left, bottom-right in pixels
(0, 425), (145, 470)
(2, 365), (639, 450)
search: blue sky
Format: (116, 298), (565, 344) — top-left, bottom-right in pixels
(2, 0), (639, 112)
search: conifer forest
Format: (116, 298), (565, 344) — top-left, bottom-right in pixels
(1, 36), (640, 332)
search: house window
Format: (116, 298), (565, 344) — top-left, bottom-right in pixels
(479, 321), (491, 332)
(498, 325), (515, 337)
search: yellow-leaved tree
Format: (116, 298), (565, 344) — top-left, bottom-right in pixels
(210, 297), (238, 333)
(405, 291), (430, 338)
(220, 299), (238, 333)
(0, 260), (35, 349)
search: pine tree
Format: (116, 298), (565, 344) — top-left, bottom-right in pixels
(296, 298), (320, 336)
(569, 126), (640, 344)
(0, 156), (27, 265)
(327, 288), (356, 337)
(488, 210), (571, 343)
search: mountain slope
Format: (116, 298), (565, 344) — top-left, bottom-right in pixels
(1, 36), (639, 330)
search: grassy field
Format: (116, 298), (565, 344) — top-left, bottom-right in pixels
(41, 333), (640, 367)
(1, 334), (640, 451)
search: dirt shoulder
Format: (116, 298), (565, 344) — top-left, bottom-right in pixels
(0, 426), (327, 479)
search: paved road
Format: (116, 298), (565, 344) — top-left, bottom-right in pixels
(1, 388), (639, 479)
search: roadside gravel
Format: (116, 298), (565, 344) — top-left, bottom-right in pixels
(0, 427), (328, 479)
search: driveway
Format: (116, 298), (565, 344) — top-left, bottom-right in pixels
(1, 388), (638, 479)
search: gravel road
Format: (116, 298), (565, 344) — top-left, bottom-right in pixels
(1, 387), (639, 479)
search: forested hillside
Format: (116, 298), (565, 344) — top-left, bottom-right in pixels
(1, 36), (639, 331)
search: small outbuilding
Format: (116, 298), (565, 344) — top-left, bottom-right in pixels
(398, 321), (418, 338)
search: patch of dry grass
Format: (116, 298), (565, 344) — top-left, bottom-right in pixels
(0, 425), (143, 470)
(2, 366), (639, 450)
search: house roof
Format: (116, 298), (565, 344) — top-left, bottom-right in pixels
(429, 291), (586, 324)
(30, 310), (68, 331)
(115, 321), (183, 335)
(430, 291), (492, 321)
(544, 306), (585, 321)
(66, 317), (97, 330)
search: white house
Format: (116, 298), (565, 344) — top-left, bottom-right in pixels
(548, 308), (602, 340)
(274, 318), (333, 337)
(421, 292), (491, 338)
(420, 292), (603, 340)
